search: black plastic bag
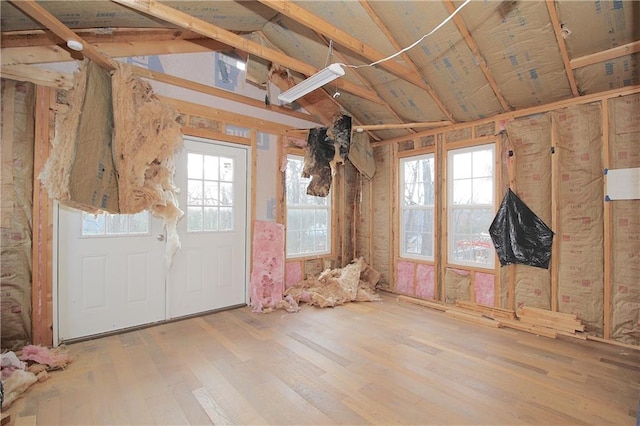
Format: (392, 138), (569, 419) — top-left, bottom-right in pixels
(489, 189), (554, 269)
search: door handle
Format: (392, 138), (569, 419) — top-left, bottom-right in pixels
(157, 234), (165, 241)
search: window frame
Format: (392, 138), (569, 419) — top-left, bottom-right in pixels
(399, 153), (436, 261)
(285, 154), (332, 258)
(447, 143), (496, 269)
(185, 152), (235, 233)
(81, 211), (151, 238)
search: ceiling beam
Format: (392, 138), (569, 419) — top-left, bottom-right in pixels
(9, 0), (117, 71)
(442, 0), (511, 112)
(0, 28), (208, 48)
(355, 121), (453, 132)
(1, 64), (74, 89)
(545, 0), (579, 96)
(111, 0), (384, 105)
(1, 38), (234, 66)
(258, 0), (456, 122)
(570, 40), (640, 70)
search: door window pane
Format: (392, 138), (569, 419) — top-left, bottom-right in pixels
(82, 211), (149, 237)
(186, 152), (235, 232)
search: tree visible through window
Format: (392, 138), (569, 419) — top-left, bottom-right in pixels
(285, 155), (331, 257)
(400, 154), (435, 260)
(186, 152), (234, 232)
(448, 144), (495, 268)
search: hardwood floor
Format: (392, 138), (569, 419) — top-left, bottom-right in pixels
(3, 293), (639, 425)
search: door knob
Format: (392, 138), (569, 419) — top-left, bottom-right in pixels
(157, 234), (165, 241)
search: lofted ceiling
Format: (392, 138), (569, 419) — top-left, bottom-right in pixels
(1, 0), (639, 141)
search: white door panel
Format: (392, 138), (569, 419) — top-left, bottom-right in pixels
(169, 137), (248, 318)
(57, 207), (165, 340)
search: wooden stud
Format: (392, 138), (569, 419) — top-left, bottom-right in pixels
(439, 134), (448, 303)
(499, 318), (558, 339)
(550, 118), (560, 312)
(435, 134), (444, 301)
(455, 300), (516, 320)
(31, 85), (55, 346)
(397, 295), (448, 311)
(507, 136), (516, 312)
(391, 143), (398, 289)
(602, 99), (612, 340)
(444, 310), (503, 328)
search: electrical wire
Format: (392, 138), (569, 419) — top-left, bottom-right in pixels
(339, 0), (472, 70)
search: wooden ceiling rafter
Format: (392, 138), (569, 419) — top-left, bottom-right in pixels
(1, 38), (235, 66)
(111, 0), (385, 105)
(257, 0), (456, 123)
(442, 0), (511, 112)
(1, 64), (73, 89)
(0, 28), (208, 48)
(570, 40), (640, 69)
(545, 0), (580, 96)
(9, 0), (118, 71)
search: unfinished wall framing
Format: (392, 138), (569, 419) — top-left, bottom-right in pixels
(366, 86), (640, 346)
(1, 79), (35, 350)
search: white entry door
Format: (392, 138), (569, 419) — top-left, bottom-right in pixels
(57, 208), (166, 340)
(57, 137), (249, 341)
(169, 137), (248, 318)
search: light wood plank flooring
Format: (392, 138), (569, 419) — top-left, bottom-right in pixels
(3, 293), (639, 425)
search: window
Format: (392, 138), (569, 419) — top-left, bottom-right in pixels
(186, 152), (234, 232)
(448, 144), (495, 268)
(82, 211), (149, 236)
(400, 154), (435, 260)
(285, 155), (331, 257)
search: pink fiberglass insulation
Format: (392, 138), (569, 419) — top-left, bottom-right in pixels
(396, 261), (416, 295)
(19, 345), (73, 370)
(285, 261), (303, 290)
(416, 264), (435, 299)
(249, 221), (285, 312)
(474, 272), (495, 306)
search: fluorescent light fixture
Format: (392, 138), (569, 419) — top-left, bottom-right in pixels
(278, 63), (345, 103)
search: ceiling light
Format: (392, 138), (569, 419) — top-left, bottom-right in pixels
(278, 63), (345, 104)
(66, 39), (84, 52)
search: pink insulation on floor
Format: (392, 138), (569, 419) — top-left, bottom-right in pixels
(474, 272), (495, 306)
(415, 264), (435, 299)
(396, 261), (415, 295)
(249, 221), (285, 312)
(285, 261), (303, 290)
